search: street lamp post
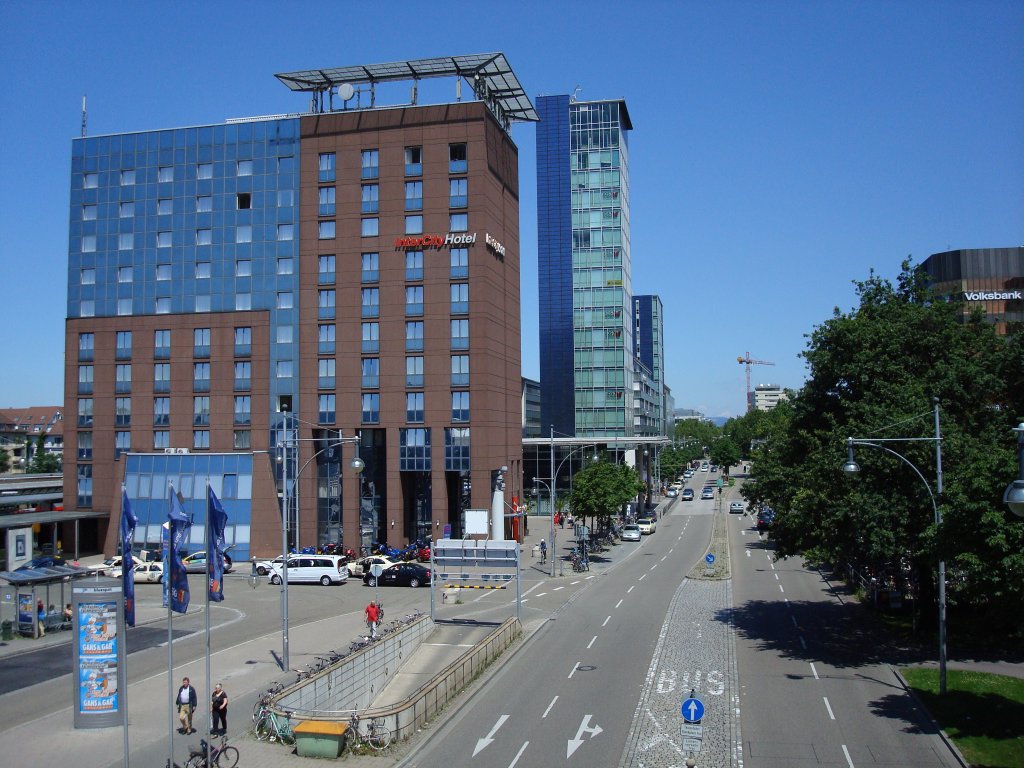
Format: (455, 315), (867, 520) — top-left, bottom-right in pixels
(842, 398), (946, 693)
(278, 414), (363, 671)
(1004, 423), (1024, 517)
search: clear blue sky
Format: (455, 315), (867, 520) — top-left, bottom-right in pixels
(1, 1), (1021, 418)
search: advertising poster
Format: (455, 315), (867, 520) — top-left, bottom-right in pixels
(18, 592), (33, 625)
(77, 601), (118, 715)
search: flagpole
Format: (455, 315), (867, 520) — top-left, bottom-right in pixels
(205, 482), (212, 768)
(121, 485), (131, 768)
(167, 483), (174, 768)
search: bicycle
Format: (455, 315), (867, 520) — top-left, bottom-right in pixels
(346, 711), (392, 753)
(184, 735), (238, 768)
(254, 707), (295, 745)
(252, 683), (283, 724)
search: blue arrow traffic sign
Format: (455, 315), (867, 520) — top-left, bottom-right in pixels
(681, 697), (705, 723)
(705, 553), (715, 565)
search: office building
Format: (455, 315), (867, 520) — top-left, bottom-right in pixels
(750, 384), (789, 412)
(64, 54), (533, 559)
(922, 247), (1023, 334)
(633, 295), (666, 435)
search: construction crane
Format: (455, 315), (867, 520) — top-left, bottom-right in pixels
(737, 352), (775, 411)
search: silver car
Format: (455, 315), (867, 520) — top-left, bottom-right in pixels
(621, 524), (642, 541)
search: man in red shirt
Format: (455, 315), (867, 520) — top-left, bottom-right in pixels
(364, 600), (381, 639)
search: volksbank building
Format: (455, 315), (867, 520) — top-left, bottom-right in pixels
(922, 247), (1024, 334)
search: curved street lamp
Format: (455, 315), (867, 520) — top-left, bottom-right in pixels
(1003, 423), (1024, 517)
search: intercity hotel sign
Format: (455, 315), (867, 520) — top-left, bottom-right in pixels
(393, 231), (508, 260)
(963, 290), (1022, 301)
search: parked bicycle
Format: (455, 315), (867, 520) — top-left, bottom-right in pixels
(254, 706), (295, 745)
(346, 711), (392, 753)
(184, 736), (238, 768)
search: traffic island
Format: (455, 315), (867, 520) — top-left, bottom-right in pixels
(688, 507), (731, 580)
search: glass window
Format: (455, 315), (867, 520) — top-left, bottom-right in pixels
(406, 321), (424, 352)
(234, 326), (252, 356)
(361, 358), (379, 388)
(361, 393), (380, 424)
(451, 354), (470, 386)
(154, 431), (170, 450)
(450, 213), (468, 232)
(234, 361), (251, 390)
(196, 262), (211, 279)
(78, 332), (94, 361)
(361, 252), (379, 282)
(361, 184), (379, 214)
(445, 427), (470, 471)
(236, 224), (252, 243)
(198, 162), (213, 179)
(318, 152), (336, 183)
(196, 228), (212, 245)
(154, 396), (170, 425)
(361, 287), (379, 318)
(318, 358), (335, 388)
(196, 295), (210, 312)
(361, 322), (379, 353)
(361, 149), (379, 179)
(277, 360), (293, 378)
(406, 355), (424, 387)
(119, 201), (134, 218)
(115, 363), (132, 393)
(318, 324), (336, 354)
(451, 319), (469, 350)
(277, 257), (294, 275)
(405, 215), (423, 234)
(236, 259), (252, 277)
(82, 204), (97, 220)
(236, 192), (251, 209)
(318, 254), (335, 283)
(237, 159), (253, 176)
(407, 392), (425, 423)
(452, 391), (470, 422)
(80, 299), (95, 317)
(115, 431), (131, 458)
(156, 264), (171, 281)
(154, 329), (171, 358)
(116, 330), (132, 359)
(117, 298), (132, 316)
(233, 430), (251, 450)
(234, 395), (251, 425)
(193, 327), (211, 357)
(451, 283), (469, 314)
(278, 156), (295, 173)
(318, 289), (335, 319)
(81, 234), (96, 252)
(277, 292), (294, 309)
(405, 181), (423, 211)
(120, 170), (136, 186)
(158, 166), (173, 183)
(405, 146), (422, 176)
(118, 233), (134, 250)
(278, 189), (294, 207)
(78, 364), (94, 394)
(405, 250), (423, 280)
(277, 325), (293, 344)
(449, 143), (467, 173)
(158, 198), (173, 215)
(193, 396), (211, 426)
(157, 231), (172, 248)
(115, 397), (132, 427)
(77, 464), (93, 507)
(193, 430), (210, 450)
(277, 223), (294, 241)
(193, 362), (210, 392)
(361, 218), (378, 237)
(83, 172), (98, 188)
(406, 285), (424, 316)
(319, 394), (336, 424)
(77, 431), (93, 460)
(81, 267), (96, 285)
(118, 266), (133, 283)
(156, 297), (171, 314)
(319, 186), (336, 216)
(196, 195), (212, 213)
(77, 398), (94, 428)
(450, 178), (468, 208)
(399, 427), (431, 471)
(319, 221), (336, 239)
(154, 362), (171, 393)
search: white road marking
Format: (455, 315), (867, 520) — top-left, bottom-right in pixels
(770, 562), (776, 570)
(535, 592), (547, 597)
(810, 662), (819, 679)
(746, 550), (751, 557)
(553, 586), (564, 591)
(587, 635), (597, 649)
(568, 661), (580, 679)
(473, 714), (510, 756)
(791, 615), (798, 628)
(627, 586), (635, 593)
(508, 741), (529, 768)
(615, 599), (623, 608)
(799, 636), (807, 650)
(842, 744), (855, 767)
(571, 580), (580, 585)
(602, 615), (611, 627)
(542, 696), (558, 718)
(651, 563), (658, 570)
(586, 574), (595, 580)
(824, 697), (835, 720)
(779, 584), (785, 593)
(660, 555), (668, 562)
(566, 715), (603, 758)
(639, 574), (647, 581)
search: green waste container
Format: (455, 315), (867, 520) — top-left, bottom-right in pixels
(1, 620), (14, 641)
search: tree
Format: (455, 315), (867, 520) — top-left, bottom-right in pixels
(709, 437), (741, 473)
(567, 461), (644, 531)
(748, 261), (1024, 631)
(27, 433), (60, 474)
(0, 447), (10, 474)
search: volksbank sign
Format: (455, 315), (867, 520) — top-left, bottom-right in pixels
(963, 290), (1023, 301)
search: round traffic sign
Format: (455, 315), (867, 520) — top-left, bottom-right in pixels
(681, 696), (705, 722)
(705, 553), (715, 565)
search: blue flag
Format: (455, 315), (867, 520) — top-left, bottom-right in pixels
(120, 489), (137, 627)
(207, 485), (227, 603)
(168, 486), (191, 614)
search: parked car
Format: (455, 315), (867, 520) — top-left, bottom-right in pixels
(636, 518), (656, 535)
(269, 555), (348, 586)
(96, 554), (146, 577)
(621, 524), (642, 541)
(729, 501), (746, 514)
(666, 487), (678, 498)
(133, 561), (165, 583)
(701, 487), (715, 500)
(16, 555), (67, 571)
(182, 551), (234, 574)
(363, 562), (433, 588)
(347, 555), (399, 579)
(254, 556), (286, 576)
(681, 488), (694, 501)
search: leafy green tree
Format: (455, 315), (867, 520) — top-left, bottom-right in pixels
(0, 447), (10, 474)
(709, 436), (741, 473)
(27, 433), (60, 474)
(568, 461), (644, 531)
(748, 262), (1024, 631)
(724, 402), (793, 459)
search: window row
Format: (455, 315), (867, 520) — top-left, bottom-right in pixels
(77, 394), (254, 434)
(77, 359), (256, 394)
(82, 158), (293, 189)
(349, 283), (467, 319)
(78, 428), (252, 459)
(317, 144), (467, 183)
(317, 212), (468, 240)
(355, 319), (468, 353)
(80, 224), (294, 252)
(317, 390), (469, 425)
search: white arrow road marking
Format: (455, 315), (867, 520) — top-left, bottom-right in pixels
(567, 714), (603, 758)
(473, 714), (509, 756)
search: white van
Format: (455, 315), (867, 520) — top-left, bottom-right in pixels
(268, 555), (348, 586)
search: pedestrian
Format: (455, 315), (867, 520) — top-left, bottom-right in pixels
(539, 538), (547, 563)
(63, 603), (73, 622)
(176, 676), (198, 734)
(364, 600), (381, 639)
(210, 682), (228, 735)
(36, 600), (46, 637)
(566, 514), (574, 530)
